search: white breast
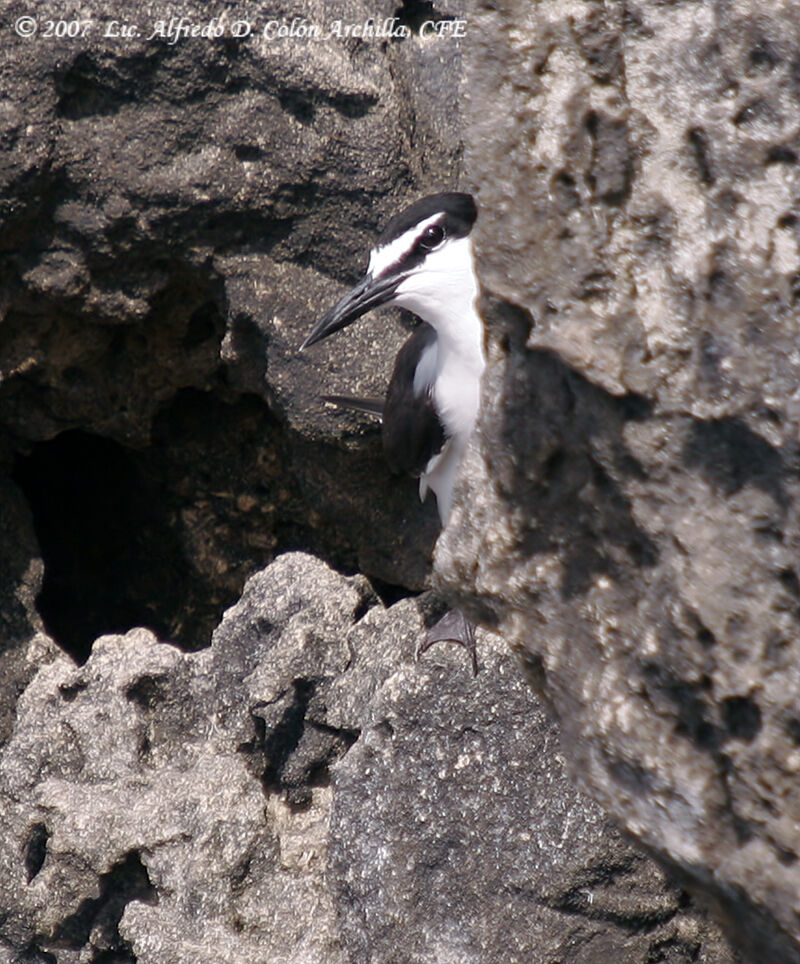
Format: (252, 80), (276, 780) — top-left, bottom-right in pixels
(393, 233), (486, 524)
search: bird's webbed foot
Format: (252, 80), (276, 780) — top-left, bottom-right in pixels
(416, 608), (478, 676)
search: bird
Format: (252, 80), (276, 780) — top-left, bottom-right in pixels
(300, 192), (484, 672)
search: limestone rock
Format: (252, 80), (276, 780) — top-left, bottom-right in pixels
(436, 3), (800, 961)
(0, 553), (735, 962)
(0, 478), (53, 745)
(0, 0), (460, 664)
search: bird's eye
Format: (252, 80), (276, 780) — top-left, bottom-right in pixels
(418, 224), (445, 251)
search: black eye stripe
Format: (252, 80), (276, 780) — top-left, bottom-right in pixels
(371, 212), (458, 278)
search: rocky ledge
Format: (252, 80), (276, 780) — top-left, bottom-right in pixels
(0, 0), (793, 960)
(437, 2), (800, 962)
(1, 553), (735, 963)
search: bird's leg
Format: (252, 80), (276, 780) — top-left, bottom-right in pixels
(416, 608), (478, 676)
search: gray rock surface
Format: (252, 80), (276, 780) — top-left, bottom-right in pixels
(0, 0), (781, 959)
(0, 0), (458, 664)
(0, 479), (54, 745)
(435, 2), (800, 961)
(0, 553), (736, 963)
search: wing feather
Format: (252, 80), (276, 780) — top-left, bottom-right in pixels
(382, 324), (447, 478)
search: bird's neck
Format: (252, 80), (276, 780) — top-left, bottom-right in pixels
(428, 300), (485, 393)
(407, 240), (485, 375)
(420, 250), (486, 449)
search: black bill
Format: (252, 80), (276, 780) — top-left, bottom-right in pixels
(300, 272), (402, 350)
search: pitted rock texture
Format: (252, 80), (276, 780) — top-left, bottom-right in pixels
(0, 479), (55, 744)
(435, 2), (800, 962)
(0, 0), (463, 662)
(0, 553), (736, 963)
(0, 0), (774, 959)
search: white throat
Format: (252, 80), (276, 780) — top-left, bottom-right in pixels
(392, 235), (484, 371)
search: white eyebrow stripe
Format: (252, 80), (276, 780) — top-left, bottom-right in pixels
(367, 212), (445, 278)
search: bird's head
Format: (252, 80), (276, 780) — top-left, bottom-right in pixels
(301, 192), (478, 350)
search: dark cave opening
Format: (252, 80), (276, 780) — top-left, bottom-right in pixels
(9, 386), (431, 665)
(12, 430), (195, 663)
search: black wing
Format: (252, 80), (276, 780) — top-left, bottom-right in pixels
(382, 324), (447, 478)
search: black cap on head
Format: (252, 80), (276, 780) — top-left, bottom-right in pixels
(301, 192), (478, 351)
(377, 192), (477, 246)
